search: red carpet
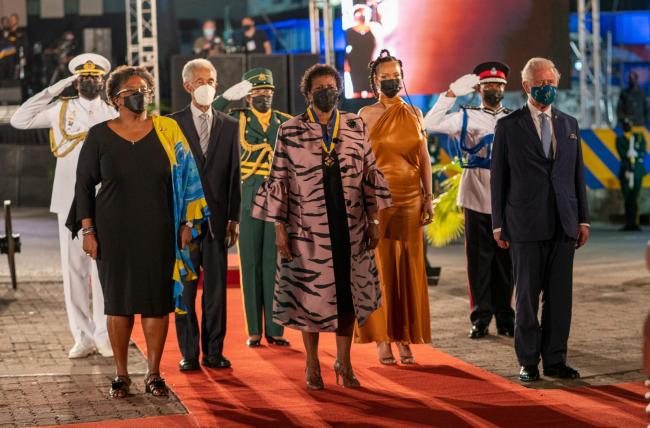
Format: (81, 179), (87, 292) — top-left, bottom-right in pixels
(64, 288), (647, 427)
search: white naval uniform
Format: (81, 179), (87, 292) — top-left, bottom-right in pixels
(424, 93), (510, 214)
(425, 93), (514, 329)
(10, 88), (118, 348)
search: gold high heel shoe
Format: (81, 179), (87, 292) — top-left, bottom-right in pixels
(305, 362), (324, 390)
(333, 360), (361, 388)
(397, 342), (416, 365)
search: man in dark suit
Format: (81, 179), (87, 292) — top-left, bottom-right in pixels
(490, 57), (590, 382)
(169, 58), (240, 371)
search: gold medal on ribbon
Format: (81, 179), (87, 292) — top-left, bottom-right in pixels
(307, 107), (340, 168)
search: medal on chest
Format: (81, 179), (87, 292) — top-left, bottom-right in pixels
(307, 107), (340, 168)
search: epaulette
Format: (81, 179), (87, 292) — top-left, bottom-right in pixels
(274, 110), (293, 119)
(228, 107), (250, 114)
(460, 105), (481, 110)
(502, 107), (512, 114)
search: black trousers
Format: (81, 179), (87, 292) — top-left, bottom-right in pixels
(510, 228), (576, 367)
(175, 232), (228, 360)
(464, 208), (514, 328)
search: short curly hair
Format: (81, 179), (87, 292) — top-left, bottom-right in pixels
(300, 64), (342, 103)
(105, 65), (155, 107)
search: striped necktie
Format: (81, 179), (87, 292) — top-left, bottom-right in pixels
(199, 113), (210, 155)
(539, 112), (552, 158)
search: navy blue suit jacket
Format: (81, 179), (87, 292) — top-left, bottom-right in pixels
(490, 105), (590, 242)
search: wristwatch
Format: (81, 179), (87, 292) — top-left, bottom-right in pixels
(184, 221), (194, 228)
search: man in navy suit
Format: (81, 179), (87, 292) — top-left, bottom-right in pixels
(490, 57), (590, 382)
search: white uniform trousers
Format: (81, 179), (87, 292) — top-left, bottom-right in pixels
(57, 215), (108, 347)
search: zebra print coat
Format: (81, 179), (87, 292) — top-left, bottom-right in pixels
(251, 111), (392, 332)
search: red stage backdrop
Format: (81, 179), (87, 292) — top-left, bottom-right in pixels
(342, 0), (570, 98)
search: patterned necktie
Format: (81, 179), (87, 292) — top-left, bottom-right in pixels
(199, 113), (210, 155)
(539, 112), (552, 158)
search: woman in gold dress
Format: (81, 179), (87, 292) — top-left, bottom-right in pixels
(355, 50), (433, 364)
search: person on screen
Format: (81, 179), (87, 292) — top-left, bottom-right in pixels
(345, 4), (376, 98)
(424, 62), (514, 340)
(354, 49), (433, 365)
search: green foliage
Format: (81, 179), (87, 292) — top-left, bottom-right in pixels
(426, 161), (465, 247)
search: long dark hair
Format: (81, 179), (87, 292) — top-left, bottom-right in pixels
(368, 49), (403, 98)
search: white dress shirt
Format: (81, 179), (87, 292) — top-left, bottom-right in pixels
(527, 99), (556, 158)
(190, 102), (213, 136)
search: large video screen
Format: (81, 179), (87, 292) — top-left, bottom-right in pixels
(342, 0), (570, 99)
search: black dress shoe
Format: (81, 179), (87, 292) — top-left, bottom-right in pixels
(468, 324), (488, 339)
(497, 325), (514, 337)
(246, 339), (261, 347)
(266, 337), (290, 347)
(519, 365), (540, 382)
(543, 363), (580, 379)
(202, 355), (232, 369)
(179, 358), (200, 372)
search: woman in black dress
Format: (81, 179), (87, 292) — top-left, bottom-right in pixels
(69, 66), (207, 398)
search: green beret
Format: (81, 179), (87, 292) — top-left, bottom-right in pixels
(242, 67), (274, 90)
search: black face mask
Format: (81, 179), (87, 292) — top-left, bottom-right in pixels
(312, 88), (339, 112)
(251, 95), (272, 113)
(123, 92), (146, 114)
(243, 25), (253, 32)
(78, 80), (103, 99)
(482, 89), (504, 106)
(380, 78), (402, 98)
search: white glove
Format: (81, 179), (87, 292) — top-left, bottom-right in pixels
(222, 80), (253, 101)
(47, 75), (78, 97)
(449, 74), (480, 97)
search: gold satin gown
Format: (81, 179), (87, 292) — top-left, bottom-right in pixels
(355, 96), (431, 344)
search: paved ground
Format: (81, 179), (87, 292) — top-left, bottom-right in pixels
(0, 209), (648, 426)
(0, 210), (186, 427)
(427, 225), (649, 388)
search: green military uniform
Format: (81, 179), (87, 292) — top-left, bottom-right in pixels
(213, 68), (293, 338)
(616, 125), (647, 230)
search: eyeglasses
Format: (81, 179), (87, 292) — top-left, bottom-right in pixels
(115, 87), (152, 97)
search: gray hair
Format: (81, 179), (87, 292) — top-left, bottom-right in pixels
(521, 57), (561, 83)
(182, 58), (216, 83)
